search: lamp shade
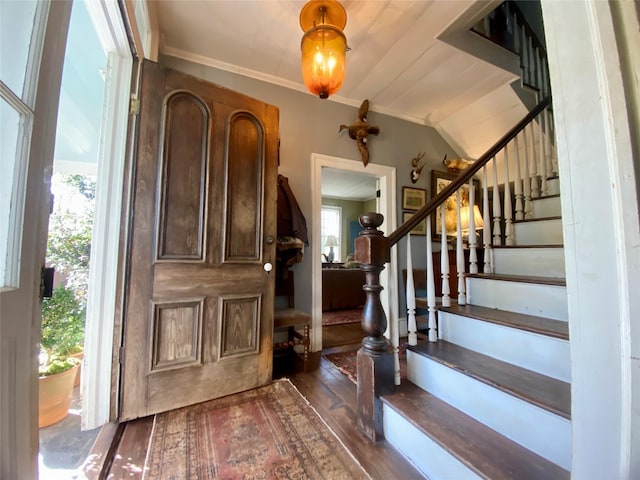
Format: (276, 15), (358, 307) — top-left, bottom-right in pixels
(324, 234), (339, 247)
(300, 1), (347, 99)
(460, 205), (484, 233)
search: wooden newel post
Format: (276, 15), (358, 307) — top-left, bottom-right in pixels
(354, 213), (394, 442)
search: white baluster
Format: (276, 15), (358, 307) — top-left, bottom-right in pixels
(523, 124), (533, 218)
(520, 24), (528, 84)
(503, 144), (514, 245)
(468, 178), (479, 274)
(456, 190), (466, 305)
(543, 61), (559, 176)
(426, 215), (437, 342)
(492, 157), (502, 246)
(541, 51), (549, 97)
(514, 133), (524, 221)
(406, 234), (417, 347)
(440, 205), (451, 307)
(512, 12), (520, 53)
(528, 35), (534, 87)
(539, 109), (548, 196)
(482, 165), (492, 273)
(529, 122), (540, 198)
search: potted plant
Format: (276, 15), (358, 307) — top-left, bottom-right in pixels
(38, 285), (85, 428)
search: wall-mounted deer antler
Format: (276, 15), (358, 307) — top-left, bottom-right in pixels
(339, 99), (380, 167)
(410, 152), (425, 183)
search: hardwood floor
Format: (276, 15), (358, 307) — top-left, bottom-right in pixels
(287, 352), (423, 480)
(103, 346), (423, 479)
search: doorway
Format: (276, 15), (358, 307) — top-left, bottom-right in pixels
(38, 0), (132, 475)
(311, 154), (398, 352)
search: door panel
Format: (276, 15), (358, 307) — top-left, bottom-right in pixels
(120, 60), (278, 420)
(157, 92), (208, 260)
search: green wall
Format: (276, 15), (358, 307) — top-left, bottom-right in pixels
(321, 196), (372, 261)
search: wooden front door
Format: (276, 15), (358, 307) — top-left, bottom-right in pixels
(119, 61), (279, 420)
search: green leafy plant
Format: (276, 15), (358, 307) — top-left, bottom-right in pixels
(39, 285), (85, 376)
(39, 173), (95, 377)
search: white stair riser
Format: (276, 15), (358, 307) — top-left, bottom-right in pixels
(493, 247), (565, 277)
(514, 218), (563, 245)
(531, 196), (562, 217)
(439, 312), (571, 382)
(466, 277), (568, 321)
(383, 404), (482, 480)
(408, 351), (571, 470)
(545, 177), (560, 196)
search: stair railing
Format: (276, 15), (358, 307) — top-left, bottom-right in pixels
(354, 96), (553, 442)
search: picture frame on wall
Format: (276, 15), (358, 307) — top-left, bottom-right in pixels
(402, 211), (427, 236)
(430, 170), (481, 238)
(402, 186), (427, 211)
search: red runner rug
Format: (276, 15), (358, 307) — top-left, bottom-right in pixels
(323, 347), (407, 384)
(322, 308), (362, 326)
(143, 380), (369, 479)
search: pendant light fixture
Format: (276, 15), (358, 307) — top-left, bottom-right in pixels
(299, 0), (348, 99)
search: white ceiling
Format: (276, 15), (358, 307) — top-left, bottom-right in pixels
(321, 167), (378, 201)
(152, 0), (518, 128)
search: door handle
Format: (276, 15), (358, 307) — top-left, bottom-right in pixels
(264, 262), (273, 273)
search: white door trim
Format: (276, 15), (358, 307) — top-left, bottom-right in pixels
(311, 154), (398, 351)
(81, 0), (133, 430)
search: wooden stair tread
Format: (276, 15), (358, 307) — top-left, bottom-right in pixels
(408, 341), (571, 419)
(531, 193), (561, 200)
(492, 244), (563, 249)
(440, 304), (569, 340)
(381, 382), (570, 480)
(514, 215), (562, 223)
(466, 272), (566, 286)
(415, 297), (456, 310)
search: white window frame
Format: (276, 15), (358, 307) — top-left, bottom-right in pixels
(0, 2), (49, 290)
(321, 205), (341, 262)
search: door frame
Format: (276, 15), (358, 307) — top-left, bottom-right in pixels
(80, 0), (133, 430)
(311, 154), (398, 351)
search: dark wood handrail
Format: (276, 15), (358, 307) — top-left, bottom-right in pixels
(388, 95), (551, 246)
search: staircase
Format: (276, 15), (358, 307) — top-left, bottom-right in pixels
(348, 4), (570, 477)
(382, 176), (570, 478)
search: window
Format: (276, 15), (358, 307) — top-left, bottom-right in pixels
(321, 206), (341, 262)
(0, 1), (47, 290)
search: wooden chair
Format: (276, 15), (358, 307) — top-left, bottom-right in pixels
(273, 271), (310, 360)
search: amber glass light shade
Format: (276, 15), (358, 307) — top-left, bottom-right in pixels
(301, 25), (347, 99)
(299, 1), (347, 99)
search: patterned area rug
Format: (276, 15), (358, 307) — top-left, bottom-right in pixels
(322, 308), (362, 326)
(143, 380), (369, 479)
(323, 347), (407, 384)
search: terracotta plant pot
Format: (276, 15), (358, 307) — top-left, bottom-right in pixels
(38, 364), (79, 428)
(68, 351), (84, 387)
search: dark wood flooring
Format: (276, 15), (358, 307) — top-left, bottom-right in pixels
(102, 342), (423, 480)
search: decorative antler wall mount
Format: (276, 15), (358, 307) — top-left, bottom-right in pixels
(410, 152), (425, 183)
(339, 99), (380, 167)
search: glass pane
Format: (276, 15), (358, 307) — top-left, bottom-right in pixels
(0, 0), (38, 98)
(0, 98), (24, 288)
(53, 0), (107, 170)
(321, 206), (341, 263)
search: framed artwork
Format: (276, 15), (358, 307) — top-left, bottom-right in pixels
(402, 186), (427, 211)
(430, 170), (481, 238)
(402, 211), (427, 236)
